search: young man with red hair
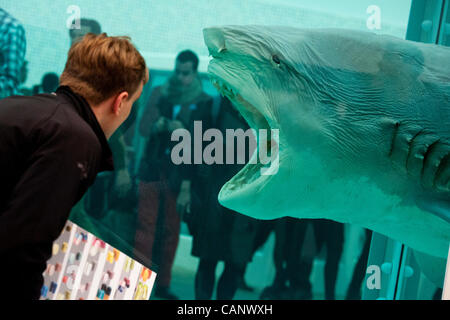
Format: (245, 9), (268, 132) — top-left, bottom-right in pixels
(0, 33), (148, 299)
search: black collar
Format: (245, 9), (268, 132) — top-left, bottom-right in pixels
(55, 86), (114, 172)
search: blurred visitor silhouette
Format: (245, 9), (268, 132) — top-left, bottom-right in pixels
(185, 96), (260, 300)
(136, 50), (211, 299)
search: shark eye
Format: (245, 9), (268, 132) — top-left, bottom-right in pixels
(272, 54), (281, 66)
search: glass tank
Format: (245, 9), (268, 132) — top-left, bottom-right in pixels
(1, 0), (448, 300)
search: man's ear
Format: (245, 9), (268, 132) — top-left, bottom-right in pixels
(112, 91), (129, 116)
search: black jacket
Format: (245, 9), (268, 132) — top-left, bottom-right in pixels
(188, 97), (259, 265)
(0, 86), (114, 299)
(139, 85), (211, 192)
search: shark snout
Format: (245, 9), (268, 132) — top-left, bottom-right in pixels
(203, 27), (227, 57)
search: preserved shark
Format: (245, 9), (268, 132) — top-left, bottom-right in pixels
(203, 26), (450, 259)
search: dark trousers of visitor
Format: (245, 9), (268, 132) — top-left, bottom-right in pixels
(134, 180), (180, 289)
(279, 219), (344, 300)
(346, 229), (372, 299)
(195, 258), (246, 300)
(312, 219), (344, 300)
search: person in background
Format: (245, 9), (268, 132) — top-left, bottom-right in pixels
(345, 229), (372, 299)
(237, 218), (279, 293)
(0, 8), (26, 99)
(186, 96), (260, 300)
(69, 18), (101, 44)
(32, 72), (59, 94)
(259, 218), (315, 300)
(136, 50), (211, 299)
(309, 219), (345, 300)
(0, 33), (148, 300)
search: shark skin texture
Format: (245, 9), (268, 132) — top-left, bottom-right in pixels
(203, 26), (450, 259)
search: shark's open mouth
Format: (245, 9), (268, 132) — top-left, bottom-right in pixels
(208, 70), (278, 197)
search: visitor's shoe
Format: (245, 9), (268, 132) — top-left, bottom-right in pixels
(154, 287), (179, 300)
(345, 284), (362, 300)
(259, 284), (288, 300)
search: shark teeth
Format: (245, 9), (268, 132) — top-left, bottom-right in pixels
(211, 77), (237, 100)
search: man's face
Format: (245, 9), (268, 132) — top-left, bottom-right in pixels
(100, 79), (146, 140)
(70, 26), (93, 45)
(175, 61), (196, 87)
(119, 81), (144, 124)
